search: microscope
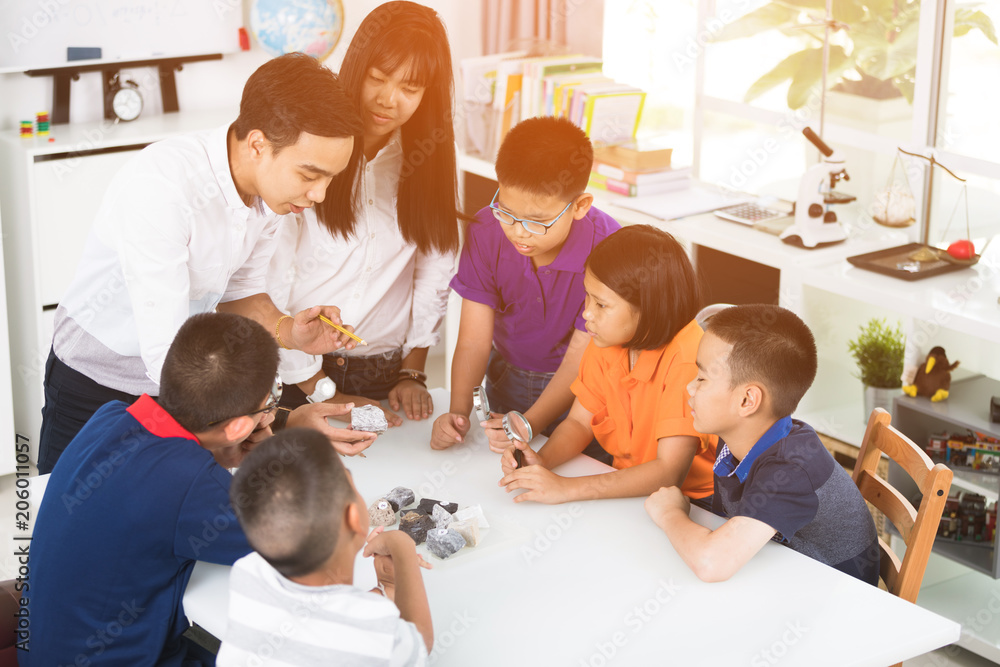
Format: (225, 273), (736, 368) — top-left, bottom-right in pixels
(780, 127), (855, 249)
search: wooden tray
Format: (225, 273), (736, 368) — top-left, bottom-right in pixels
(847, 243), (978, 281)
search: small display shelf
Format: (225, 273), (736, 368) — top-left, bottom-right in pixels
(893, 375), (1000, 578)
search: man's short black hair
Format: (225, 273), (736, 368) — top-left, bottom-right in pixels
(230, 429), (354, 579)
(495, 116), (593, 200)
(586, 225), (702, 350)
(232, 53), (364, 153)
(157, 312), (278, 433)
(705, 304), (818, 418)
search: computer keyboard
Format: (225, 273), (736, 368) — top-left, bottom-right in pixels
(714, 202), (786, 225)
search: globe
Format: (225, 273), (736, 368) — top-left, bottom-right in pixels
(250, 0), (344, 61)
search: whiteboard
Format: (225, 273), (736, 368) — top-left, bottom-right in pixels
(0, 0), (244, 72)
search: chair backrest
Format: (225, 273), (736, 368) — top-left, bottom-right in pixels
(853, 408), (953, 603)
(695, 303), (733, 330)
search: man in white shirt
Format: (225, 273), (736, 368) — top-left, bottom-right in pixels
(39, 53), (368, 474)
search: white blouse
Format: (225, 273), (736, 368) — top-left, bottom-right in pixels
(267, 131), (456, 385)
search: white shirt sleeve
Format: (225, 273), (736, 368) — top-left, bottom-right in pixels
(108, 178), (195, 385)
(221, 206), (282, 303)
(403, 246), (457, 357)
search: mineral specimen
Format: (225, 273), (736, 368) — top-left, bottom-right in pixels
(426, 528), (466, 559)
(449, 518), (481, 547)
(351, 404), (388, 435)
(399, 511), (434, 545)
(417, 498), (458, 515)
(453, 504), (489, 529)
(431, 503), (454, 529)
(384, 486), (415, 512)
(368, 499), (396, 527)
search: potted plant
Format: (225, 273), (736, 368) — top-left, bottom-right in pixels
(711, 1), (997, 109)
(848, 318), (905, 421)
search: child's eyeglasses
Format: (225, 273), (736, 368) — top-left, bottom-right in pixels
(488, 189), (575, 236)
(208, 375), (283, 426)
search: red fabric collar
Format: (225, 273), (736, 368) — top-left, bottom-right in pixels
(126, 394), (200, 444)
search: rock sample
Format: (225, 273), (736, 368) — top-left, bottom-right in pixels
(368, 499), (396, 527)
(384, 486), (415, 512)
(450, 518), (480, 547)
(426, 528), (466, 559)
(399, 511), (434, 545)
(431, 503), (454, 529)
(453, 504), (489, 529)
(417, 498), (458, 515)
(351, 404), (388, 435)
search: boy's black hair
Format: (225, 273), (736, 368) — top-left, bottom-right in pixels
(495, 116), (594, 200)
(704, 304), (818, 418)
(318, 1), (461, 254)
(232, 52), (364, 154)
(230, 428), (354, 579)
(586, 225), (701, 350)
(158, 313), (278, 433)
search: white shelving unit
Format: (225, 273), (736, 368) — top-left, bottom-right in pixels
(0, 108), (236, 463)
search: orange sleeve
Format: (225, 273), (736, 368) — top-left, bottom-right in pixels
(570, 340), (606, 416)
(655, 358), (703, 443)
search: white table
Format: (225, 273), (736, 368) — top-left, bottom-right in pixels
(184, 388), (959, 666)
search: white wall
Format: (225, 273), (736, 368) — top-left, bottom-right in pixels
(0, 0), (483, 131)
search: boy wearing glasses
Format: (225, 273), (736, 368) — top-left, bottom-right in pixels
(22, 313), (375, 666)
(431, 117), (619, 456)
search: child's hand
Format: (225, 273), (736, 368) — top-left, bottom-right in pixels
(644, 486), (690, 530)
(482, 412), (521, 453)
(388, 381), (433, 421)
(364, 528), (432, 600)
(499, 440), (543, 475)
(430, 412), (470, 449)
(498, 465), (573, 504)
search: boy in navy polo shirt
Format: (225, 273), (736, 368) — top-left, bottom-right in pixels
(22, 313), (373, 666)
(644, 304), (879, 584)
(430, 117), (620, 454)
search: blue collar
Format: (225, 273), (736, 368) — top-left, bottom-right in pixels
(713, 416), (793, 482)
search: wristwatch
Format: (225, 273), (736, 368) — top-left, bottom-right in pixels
(307, 376), (337, 403)
(398, 368), (428, 384)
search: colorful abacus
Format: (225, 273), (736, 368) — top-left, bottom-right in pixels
(36, 111), (50, 136)
(20, 120), (33, 138)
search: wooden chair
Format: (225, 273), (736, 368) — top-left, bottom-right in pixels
(854, 408), (953, 605)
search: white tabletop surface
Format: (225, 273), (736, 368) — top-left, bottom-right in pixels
(182, 388), (959, 665)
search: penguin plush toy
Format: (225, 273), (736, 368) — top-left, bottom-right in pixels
(903, 346), (959, 402)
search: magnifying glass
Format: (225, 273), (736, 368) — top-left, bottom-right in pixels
(472, 381), (491, 423)
(503, 411), (533, 468)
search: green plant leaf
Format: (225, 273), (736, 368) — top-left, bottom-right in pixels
(743, 50), (811, 103)
(866, 0), (921, 24)
(831, 1), (866, 25)
(847, 318), (906, 389)
(711, 4), (799, 41)
(855, 19), (920, 80)
(954, 8), (999, 44)
(785, 46), (852, 108)
(893, 76), (915, 103)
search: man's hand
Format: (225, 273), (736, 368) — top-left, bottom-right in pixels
(388, 380), (433, 421)
(429, 412), (470, 450)
(644, 486), (690, 532)
(286, 402), (377, 456)
(287, 305), (358, 354)
(498, 465), (575, 505)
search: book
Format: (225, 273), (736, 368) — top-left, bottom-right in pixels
(589, 172), (690, 197)
(591, 161), (691, 186)
(593, 138), (673, 171)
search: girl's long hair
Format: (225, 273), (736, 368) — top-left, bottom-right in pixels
(316, 1), (460, 254)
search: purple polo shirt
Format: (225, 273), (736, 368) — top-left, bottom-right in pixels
(450, 205), (620, 372)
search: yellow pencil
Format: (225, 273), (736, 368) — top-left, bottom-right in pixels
(318, 315), (368, 346)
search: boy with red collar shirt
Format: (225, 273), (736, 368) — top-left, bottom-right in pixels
(645, 305), (879, 584)
(21, 313), (374, 666)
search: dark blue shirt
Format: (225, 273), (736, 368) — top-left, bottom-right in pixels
(21, 396), (251, 666)
(713, 418), (880, 585)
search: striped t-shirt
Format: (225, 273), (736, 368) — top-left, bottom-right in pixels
(217, 552), (427, 666)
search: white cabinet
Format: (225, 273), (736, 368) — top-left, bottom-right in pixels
(0, 109), (235, 463)
(0, 202), (16, 476)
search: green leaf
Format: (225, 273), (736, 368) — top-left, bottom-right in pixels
(866, 0), (920, 24)
(743, 50), (813, 103)
(855, 20), (920, 80)
(786, 46), (852, 108)
(711, 4), (799, 42)
(954, 8), (999, 44)
(893, 76), (915, 103)
(831, 1), (866, 25)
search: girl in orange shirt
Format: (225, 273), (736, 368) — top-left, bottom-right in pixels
(499, 225), (717, 504)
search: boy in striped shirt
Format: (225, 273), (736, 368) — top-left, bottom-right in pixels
(218, 429), (433, 666)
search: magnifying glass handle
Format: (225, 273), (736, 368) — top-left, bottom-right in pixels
(514, 448), (525, 468)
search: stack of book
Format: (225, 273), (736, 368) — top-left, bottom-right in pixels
(589, 140), (689, 197)
(460, 52), (646, 159)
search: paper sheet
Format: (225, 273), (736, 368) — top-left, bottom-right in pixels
(613, 185), (753, 221)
